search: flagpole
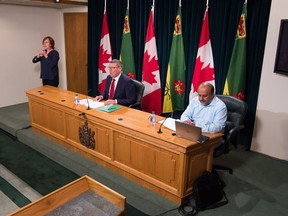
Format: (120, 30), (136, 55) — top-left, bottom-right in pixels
(104, 0), (106, 12)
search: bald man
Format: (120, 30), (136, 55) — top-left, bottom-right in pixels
(180, 82), (227, 133)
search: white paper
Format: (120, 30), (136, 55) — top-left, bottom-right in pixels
(158, 117), (181, 132)
(79, 99), (104, 109)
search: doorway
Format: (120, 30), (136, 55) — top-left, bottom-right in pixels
(64, 12), (88, 94)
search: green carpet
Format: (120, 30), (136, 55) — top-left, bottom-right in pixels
(0, 131), (79, 195)
(0, 131), (149, 215)
(0, 176), (30, 208)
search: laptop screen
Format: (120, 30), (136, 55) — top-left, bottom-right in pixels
(175, 121), (209, 143)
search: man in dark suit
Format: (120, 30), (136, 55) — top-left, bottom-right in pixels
(94, 59), (136, 106)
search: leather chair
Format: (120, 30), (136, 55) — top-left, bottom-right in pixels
(213, 95), (248, 174)
(129, 79), (145, 110)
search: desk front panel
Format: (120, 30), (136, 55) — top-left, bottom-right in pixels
(26, 86), (222, 203)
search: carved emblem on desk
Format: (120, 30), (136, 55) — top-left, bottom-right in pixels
(79, 120), (95, 149)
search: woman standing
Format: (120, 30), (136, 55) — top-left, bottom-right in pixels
(32, 36), (59, 87)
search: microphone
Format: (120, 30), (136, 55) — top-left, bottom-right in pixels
(86, 96), (91, 110)
(86, 89), (92, 110)
(157, 113), (171, 134)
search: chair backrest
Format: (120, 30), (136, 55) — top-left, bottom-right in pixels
(217, 95), (247, 132)
(129, 79), (145, 109)
(217, 95), (248, 152)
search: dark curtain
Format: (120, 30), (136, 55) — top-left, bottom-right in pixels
(88, 0), (271, 150)
(241, 0), (271, 148)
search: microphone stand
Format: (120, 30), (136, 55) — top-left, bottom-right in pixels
(157, 120), (165, 134)
(86, 89), (92, 110)
(86, 96), (91, 110)
(157, 113), (172, 134)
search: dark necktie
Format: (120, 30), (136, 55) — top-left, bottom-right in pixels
(109, 79), (115, 99)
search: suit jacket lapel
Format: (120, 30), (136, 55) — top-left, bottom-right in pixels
(104, 76), (112, 98)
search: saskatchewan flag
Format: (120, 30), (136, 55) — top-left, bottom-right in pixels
(162, 7), (185, 113)
(120, 8), (136, 79)
(223, 2), (247, 100)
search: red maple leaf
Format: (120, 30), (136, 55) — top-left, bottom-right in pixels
(98, 45), (111, 73)
(192, 57), (215, 90)
(142, 50), (159, 85)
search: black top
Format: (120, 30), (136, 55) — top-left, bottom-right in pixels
(32, 50), (59, 80)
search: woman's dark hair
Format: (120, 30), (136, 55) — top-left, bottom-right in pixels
(42, 36), (55, 49)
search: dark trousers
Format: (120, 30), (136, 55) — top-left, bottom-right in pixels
(42, 77), (59, 87)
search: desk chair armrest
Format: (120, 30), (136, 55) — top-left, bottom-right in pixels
(225, 124), (244, 153)
(226, 124), (244, 142)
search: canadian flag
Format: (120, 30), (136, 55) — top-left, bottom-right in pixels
(98, 11), (112, 94)
(189, 7), (215, 101)
(141, 6), (162, 115)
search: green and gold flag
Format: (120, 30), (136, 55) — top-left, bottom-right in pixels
(223, 2), (247, 100)
(162, 7), (185, 113)
(120, 8), (136, 79)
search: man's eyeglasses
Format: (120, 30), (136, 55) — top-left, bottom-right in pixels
(107, 66), (119, 70)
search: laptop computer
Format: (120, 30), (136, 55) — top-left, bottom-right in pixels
(175, 121), (209, 144)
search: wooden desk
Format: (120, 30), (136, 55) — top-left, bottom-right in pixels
(25, 86), (222, 204)
(9, 175), (125, 216)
